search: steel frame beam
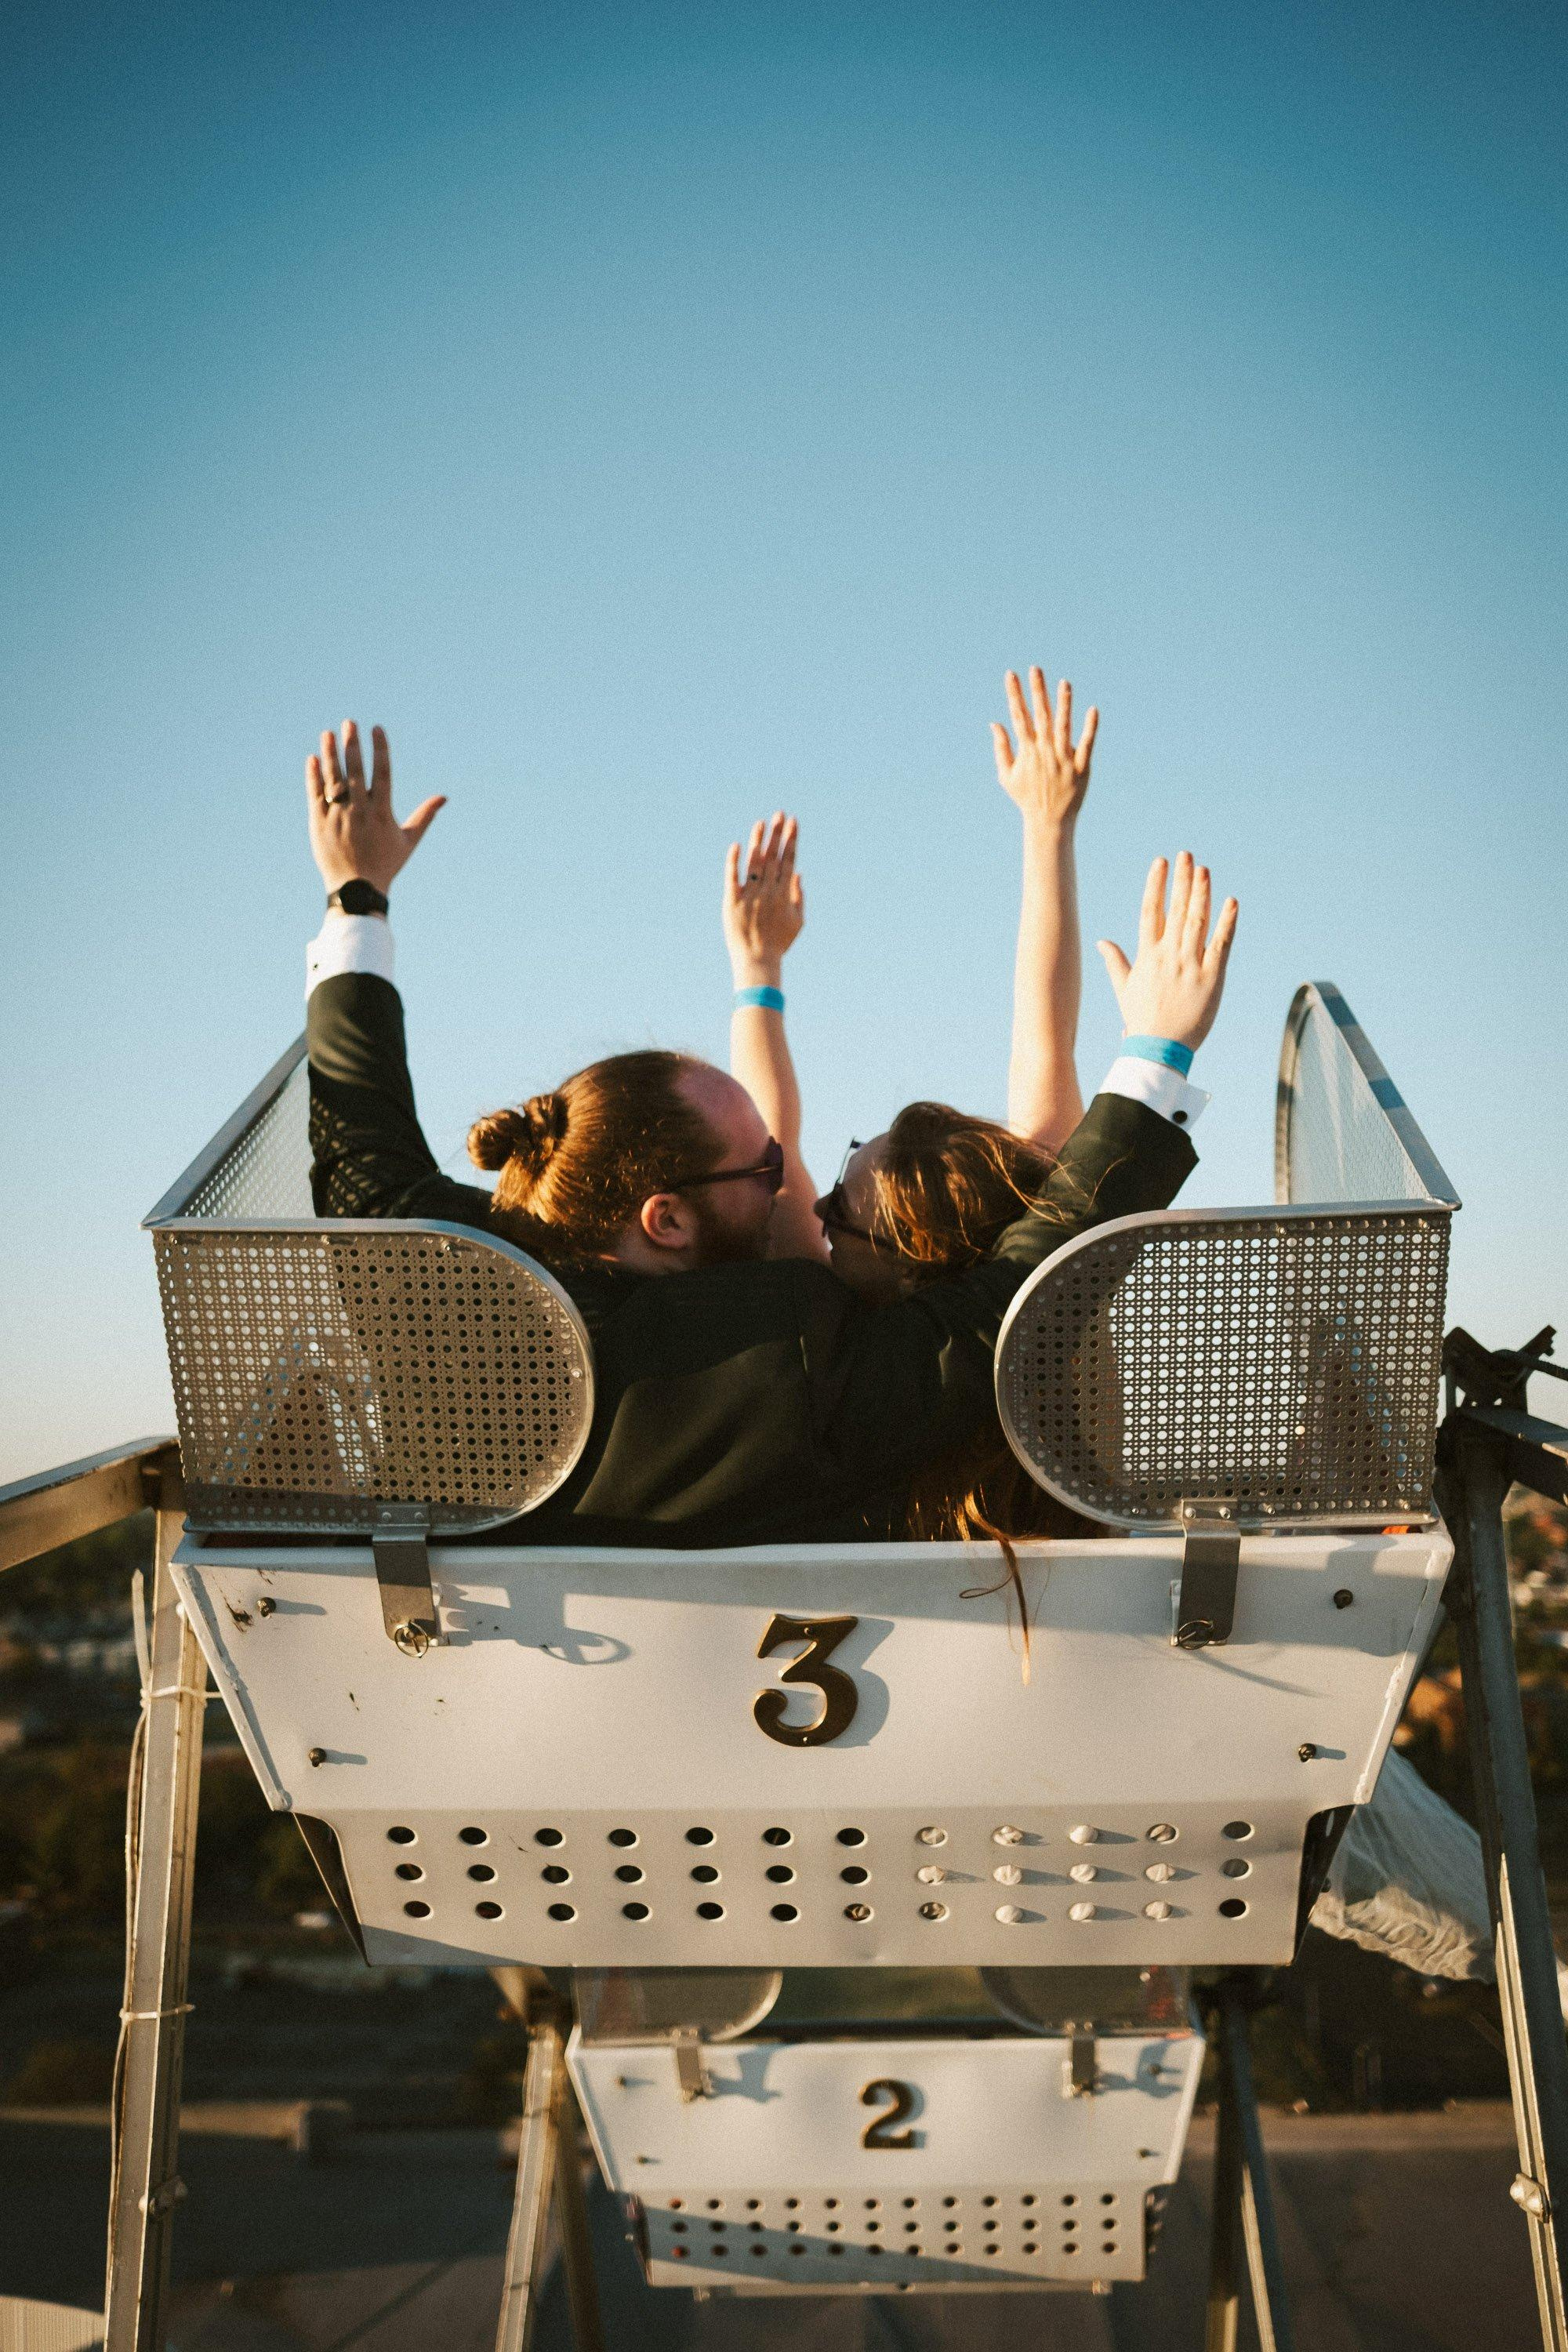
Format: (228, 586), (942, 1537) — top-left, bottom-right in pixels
(1440, 1387), (1568, 2352)
(1204, 1977), (1294, 2352)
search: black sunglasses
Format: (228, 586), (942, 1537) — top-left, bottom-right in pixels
(670, 1137), (786, 1197)
(814, 1138), (895, 1249)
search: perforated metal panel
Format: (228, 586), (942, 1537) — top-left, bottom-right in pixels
(154, 1223), (593, 1534)
(1276, 982), (1459, 1208)
(171, 1528), (1449, 1969)
(571, 2029), (1203, 2291)
(146, 1036), (313, 1224)
(996, 1207), (1449, 1532)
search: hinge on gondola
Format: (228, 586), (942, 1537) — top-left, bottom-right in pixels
(1062, 2028), (1098, 2098)
(1174, 1501), (1240, 1650)
(671, 2027), (712, 2102)
(372, 1504), (443, 1657)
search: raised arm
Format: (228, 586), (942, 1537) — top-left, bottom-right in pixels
(991, 666), (1099, 1154)
(721, 813), (829, 1261)
(303, 723), (488, 1226)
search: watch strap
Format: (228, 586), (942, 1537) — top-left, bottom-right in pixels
(328, 880), (390, 917)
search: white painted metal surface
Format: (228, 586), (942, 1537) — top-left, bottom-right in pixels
(172, 1528), (1448, 1969)
(570, 2028), (1205, 2291)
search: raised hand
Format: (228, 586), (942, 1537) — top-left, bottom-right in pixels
(1097, 853), (1239, 1052)
(992, 666), (1099, 830)
(306, 722), (446, 896)
(723, 813), (804, 987)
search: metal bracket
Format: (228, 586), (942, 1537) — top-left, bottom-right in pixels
(1062, 2028), (1098, 2099)
(372, 1505), (442, 1656)
(1174, 1501), (1240, 1650)
(670, 2027), (711, 2103)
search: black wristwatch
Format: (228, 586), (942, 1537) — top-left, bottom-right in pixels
(328, 880), (390, 916)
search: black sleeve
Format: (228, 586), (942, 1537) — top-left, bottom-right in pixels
(307, 971), (495, 1229)
(798, 1091), (1196, 1478)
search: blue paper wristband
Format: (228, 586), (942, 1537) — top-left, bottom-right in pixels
(1121, 1033), (1193, 1076)
(734, 985), (786, 1012)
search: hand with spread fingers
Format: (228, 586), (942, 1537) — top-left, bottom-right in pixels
(723, 812), (805, 989)
(1098, 852), (1239, 1052)
(306, 721), (447, 897)
(992, 666), (1099, 833)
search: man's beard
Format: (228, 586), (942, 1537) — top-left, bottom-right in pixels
(689, 1194), (771, 1266)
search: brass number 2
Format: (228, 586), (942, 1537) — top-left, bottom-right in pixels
(860, 2079), (916, 2151)
(753, 1613), (859, 1748)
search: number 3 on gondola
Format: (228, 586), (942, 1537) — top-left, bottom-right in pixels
(753, 1613), (860, 1747)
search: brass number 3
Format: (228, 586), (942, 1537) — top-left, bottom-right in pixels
(860, 2078), (916, 2151)
(753, 1613), (859, 1748)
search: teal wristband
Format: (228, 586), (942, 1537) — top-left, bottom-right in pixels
(734, 985), (785, 1012)
(1122, 1033), (1193, 1076)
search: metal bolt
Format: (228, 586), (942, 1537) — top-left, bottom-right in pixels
(915, 1826), (947, 1847)
(1069, 1863), (1098, 1884)
(1146, 1822), (1178, 1842)
(1145, 1862), (1175, 1883)
(1333, 1588), (1354, 1610)
(1069, 1824), (1099, 1846)
(993, 1864), (1022, 1887)
(992, 1824), (1025, 1846)
(916, 1864), (946, 1886)
(1144, 1900), (1173, 1922)
(256, 1596), (276, 1617)
(918, 1900), (949, 1922)
(995, 1904), (1025, 1925)
(1511, 2172), (1549, 2219)
(1298, 1742), (1319, 1761)
(307, 1747), (327, 1767)
(1068, 1901), (1097, 1922)
(844, 1903), (873, 1923)
(394, 1621), (432, 1659)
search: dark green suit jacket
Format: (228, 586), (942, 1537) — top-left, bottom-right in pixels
(307, 975), (1196, 1548)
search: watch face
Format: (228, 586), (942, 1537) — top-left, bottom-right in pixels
(336, 880), (386, 915)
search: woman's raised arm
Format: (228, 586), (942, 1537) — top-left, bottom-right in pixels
(992, 666), (1099, 1154)
(721, 813), (829, 1261)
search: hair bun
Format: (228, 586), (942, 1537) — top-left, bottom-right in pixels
(466, 1092), (568, 1177)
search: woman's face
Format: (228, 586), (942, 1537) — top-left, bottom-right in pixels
(814, 1135), (909, 1304)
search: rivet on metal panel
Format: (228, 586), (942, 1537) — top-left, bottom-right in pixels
(995, 1905), (1025, 1925)
(1068, 1902), (1097, 1922)
(1510, 2172), (1549, 2219)
(256, 1596), (276, 1617)
(1144, 1901), (1173, 1921)
(1068, 1824), (1098, 1846)
(307, 1747), (326, 1767)
(1069, 1864), (1098, 1884)
(1146, 1822), (1178, 1842)
(993, 1865), (1022, 1887)
(992, 1824), (1025, 1846)
(844, 1904), (873, 1923)
(915, 1827), (947, 1846)
(915, 1865), (946, 1885)
(1298, 1742), (1319, 1761)
(1334, 1588), (1355, 1608)
(918, 1902), (949, 1922)
(1145, 1864), (1175, 1884)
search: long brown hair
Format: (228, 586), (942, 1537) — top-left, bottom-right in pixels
(468, 1050), (720, 1264)
(867, 1102), (1096, 1673)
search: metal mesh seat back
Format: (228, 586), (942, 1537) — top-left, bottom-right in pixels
(996, 1206), (1450, 1530)
(570, 2027), (1204, 2289)
(146, 1036), (314, 1225)
(1276, 982), (1458, 1208)
(153, 1222), (593, 1534)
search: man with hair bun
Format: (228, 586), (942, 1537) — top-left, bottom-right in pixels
(304, 719), (1236, 1549)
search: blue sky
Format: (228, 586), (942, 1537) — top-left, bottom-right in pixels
(2, 0), (1565, 1478)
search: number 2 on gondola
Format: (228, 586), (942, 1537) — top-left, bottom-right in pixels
(860, 2079), (917, 2150)
(753, 1613), (859, 1747)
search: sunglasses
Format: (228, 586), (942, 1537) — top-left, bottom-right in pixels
(814, 1139), (895, 1249)
(670, 1136), (786, 1197)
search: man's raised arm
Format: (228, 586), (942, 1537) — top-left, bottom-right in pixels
(303, 722), (488, 1226)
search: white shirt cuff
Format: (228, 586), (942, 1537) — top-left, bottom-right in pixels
(307, 911), (397, 997)
(1099, 1054), (1210, 1131)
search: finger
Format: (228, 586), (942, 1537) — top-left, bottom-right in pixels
(369, 724), (391, 800)
(1029, 665), (1052, 742)
(1056, 678), (1073, 759)
(743, 818), (764, 887)
(724, 842), (742, 902)
(342, 721), (366, 796)
(1004, 670), (1033, 745)
(1075, 706), (1099, 775)
(1097, 938), (1133, 1000)
(789, 872), (804, 915)
(1167, 849), (1194, 941)
(1139, 856), (1168, 947)
(778, 815), (798, 877)
(1184, 864), (1211, 956)
(991, 721), (1014, 786)
(1206, 895), (1240, 969)
(320, 731), (343, 792)
(401, 795), (446, 850)
(763, 811), (786, 879)
(307, 753), (326, 806)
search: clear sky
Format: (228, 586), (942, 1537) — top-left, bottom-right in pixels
(3, 0), (1565, 1479)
